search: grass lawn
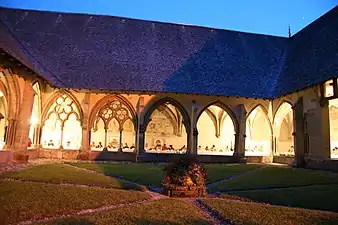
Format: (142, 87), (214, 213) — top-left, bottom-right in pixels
(41, 199), (209, 225)
(1, 164), (139, 189)
(224, 184), (338, 212)
(0, 180), (149, 225)
(68, 163), (165, 186)
(204, 163), (261, 183)
(69, 162), (262, 186)
(210, 166), (338, 191)
(203, 199), (338, 225)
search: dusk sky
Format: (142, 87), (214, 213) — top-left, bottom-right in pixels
(0, 0), (337, 37)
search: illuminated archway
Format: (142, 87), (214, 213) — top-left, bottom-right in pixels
(197, 105), (235, 155)
(144, 102), (187, 154)
(90, 97), (135, 151)
(41, 93), (82, 149)
(28, 82), (41, 148)
(274, 102), (294, 156)
(245, 105), (272, 156)
(329, 99), (338, 159)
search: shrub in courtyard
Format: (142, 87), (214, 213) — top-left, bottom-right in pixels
(162, 154), (207, 197)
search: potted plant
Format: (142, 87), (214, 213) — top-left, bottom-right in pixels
(162, 155), (207, 197)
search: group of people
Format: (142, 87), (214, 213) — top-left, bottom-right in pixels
(145, 143), (187, 153)
(90, 141), (136, 151)
(198, 145), (234, 153)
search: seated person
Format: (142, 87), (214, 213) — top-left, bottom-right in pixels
(90, 142), (96, 148)
(168, 145), (174, 150)
(211, 145), (216, 151)
(205, 146), (209, 151)
(123, 143), (129, 149)
(130, 143), (135, 149)
(162, 144), (168, 150)
(48, 140), (54, 146)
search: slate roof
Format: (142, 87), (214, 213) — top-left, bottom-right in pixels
(0, 6), (337, 99)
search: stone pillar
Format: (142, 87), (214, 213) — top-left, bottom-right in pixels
(192, 128), (198, 155)
(13, 80), (35, 162)
(306, 99), (330, 160)
(138, 124), (146, 153)
(81, 93), (90, 152)
(188, 100), (198, 155)
(234, 104), (246, 159)
(292, 97), (306, 167)
(118, 129), (123, 152)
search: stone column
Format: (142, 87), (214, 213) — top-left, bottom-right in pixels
(81, 93), (90, 152)
(234, 104), (246, 160)
(138, 124), (146, 154)
(305, 99), (330, 160)
(192, 128), (198, 155)
(118, 129), (123, 152)
(13, 80), (35, 162)
(292, 97), (306, 167)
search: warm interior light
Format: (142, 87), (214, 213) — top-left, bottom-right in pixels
(0, 91), (3, 98)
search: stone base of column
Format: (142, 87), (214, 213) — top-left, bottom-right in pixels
(77, 151), (90, 160)
(233, 154), (247, 163)
(12, 151), (29, 163)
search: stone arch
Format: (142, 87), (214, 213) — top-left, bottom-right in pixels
(40, 90), (83, 149)
(273, 100), (293, 120)
(142, 97), (190, 153)
(89, 94), (137, 130)
(143, 97), (191, 133)
(196, 101), (237, 155)
(42, 90), (84, 124)
(196, 101), (238, 134)
(273, 101), (294, 155)
(245, 104), (273, 156)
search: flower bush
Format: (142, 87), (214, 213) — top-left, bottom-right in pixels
(162, 155), (207, 189)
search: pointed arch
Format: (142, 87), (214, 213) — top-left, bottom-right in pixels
(143, 97), (189, 153)
(40, 90), (83, 149)
(196, 101), (238, 134)
(89, 94), (137, 130)
(273, 101), (294, 155)
(196, 101), (237, 155)
(42, 90), (84, 124)
(143, 97), (190, 133)
(245, 104), (272, 156)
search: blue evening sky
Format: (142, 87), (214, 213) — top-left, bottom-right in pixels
(1, 0), (337, 37)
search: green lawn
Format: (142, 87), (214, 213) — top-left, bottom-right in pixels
(224, 184), (338, 212)
(204, 163), (261, 183)
(210, 166), (338, 191)
(1, 164), (139, 189)
(68, 163), (166, 186)
(203, 199), (338, 225)
(40, 199), (209, 225)
(69, 162), (262, 186)
(0, 180), (149, 225)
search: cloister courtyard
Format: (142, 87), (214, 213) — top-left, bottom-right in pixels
(1, 161), (338, 225)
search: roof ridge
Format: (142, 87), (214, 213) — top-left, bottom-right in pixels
(0, 6), (288, 39)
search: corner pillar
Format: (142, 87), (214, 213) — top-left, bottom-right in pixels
(13, 80), (35, 162)
(234, 104), (246, 159)
(305, 98), (330, 160)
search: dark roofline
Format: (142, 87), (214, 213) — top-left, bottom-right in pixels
(0, 6), (289, 39)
